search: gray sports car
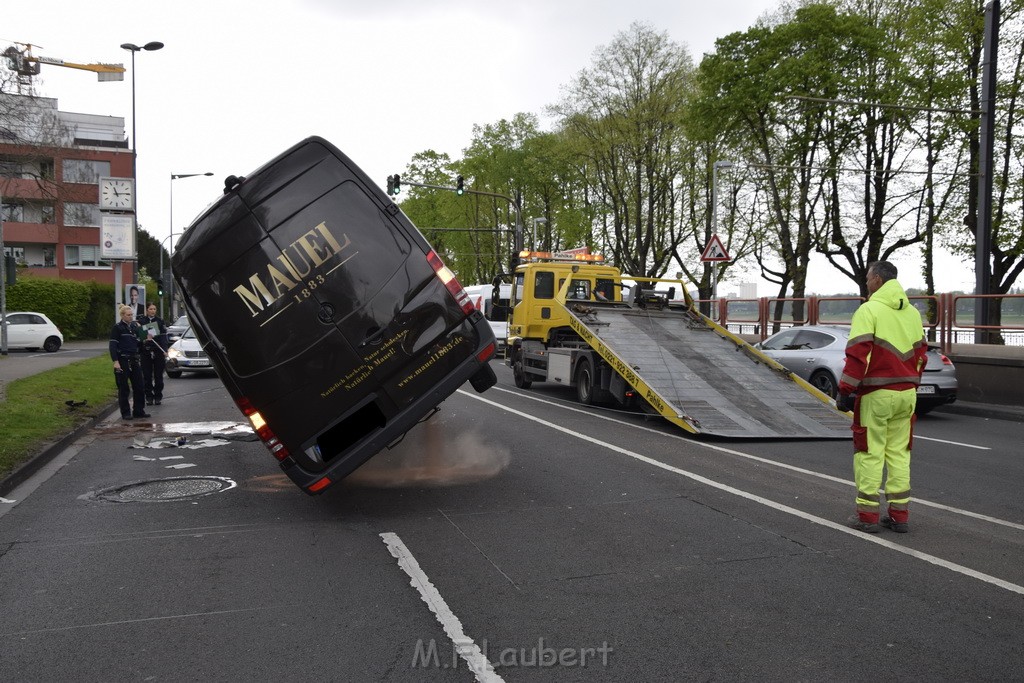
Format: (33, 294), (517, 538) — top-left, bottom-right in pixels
(755, 324), (957, 415)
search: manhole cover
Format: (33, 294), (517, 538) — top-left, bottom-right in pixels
(87, 476), (236, 503)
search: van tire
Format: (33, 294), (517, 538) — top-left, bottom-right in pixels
(513, 349), (532, 389)
(470, 364), (497, 392)
(166, 369), (183, 379)
(44, 336), (62, 352)
(575, 358), (596, 405)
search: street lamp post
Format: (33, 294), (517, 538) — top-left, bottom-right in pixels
(120, 40), (163, 281)
(711, 160), (734, 302)
(166, 172), (214, 319)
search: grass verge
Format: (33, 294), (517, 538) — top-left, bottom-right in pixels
(0, 356), (116, 481)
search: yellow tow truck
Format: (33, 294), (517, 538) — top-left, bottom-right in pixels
(504, 251), (850, 439)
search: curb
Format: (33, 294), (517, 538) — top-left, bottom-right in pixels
(0, 400), (119, 498)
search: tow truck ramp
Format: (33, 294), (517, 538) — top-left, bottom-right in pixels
(565, 302), (851, 439)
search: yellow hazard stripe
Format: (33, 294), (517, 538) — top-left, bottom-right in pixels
(566, 312), (699, 434)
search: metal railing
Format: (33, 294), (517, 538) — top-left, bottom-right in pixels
(692, 293), (1024, 352)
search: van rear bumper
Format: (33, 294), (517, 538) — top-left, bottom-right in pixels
(282, 335), (497, 493)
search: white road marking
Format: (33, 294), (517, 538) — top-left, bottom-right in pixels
(478, 387), (1024, 532)
(914, 434), (990, 450)
(381, 532), (504, 682)
(463, 390), (1024, 596)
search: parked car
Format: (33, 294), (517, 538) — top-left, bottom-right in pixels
(1, 312), (63, 352)
(755, 324), (957, 415)
(165, 327), (217, 378)
(166, 315), (189, 343)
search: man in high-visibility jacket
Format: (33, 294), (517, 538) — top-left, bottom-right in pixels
(837, 261), (927, 534)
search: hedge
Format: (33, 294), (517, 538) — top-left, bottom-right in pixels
(4, 276), (117, 340)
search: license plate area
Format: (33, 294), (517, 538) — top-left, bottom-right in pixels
(917, 385), (936, 394)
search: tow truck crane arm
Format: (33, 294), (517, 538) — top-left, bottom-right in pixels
(3, 43), (125, 81)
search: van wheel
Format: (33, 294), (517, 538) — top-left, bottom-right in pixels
(513, 350), (532, 389)
(43, 336), (62, 353)
(575, 358), (596, 405)
(166, 369), (182, 379)
(810, 370), (838, 398)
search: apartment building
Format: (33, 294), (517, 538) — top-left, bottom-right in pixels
(1, 93), (133, 285)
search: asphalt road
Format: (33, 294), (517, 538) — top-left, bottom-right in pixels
(0, 361), (1022, 681)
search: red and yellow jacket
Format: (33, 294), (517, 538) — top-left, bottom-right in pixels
(839, 279), (927, 396)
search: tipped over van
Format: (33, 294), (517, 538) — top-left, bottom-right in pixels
(171, 137), (497, 494)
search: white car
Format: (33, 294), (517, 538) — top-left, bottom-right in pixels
(165, 327), (216, 378)
(166, 315), (189, 343)
(1, 312), (64, 352)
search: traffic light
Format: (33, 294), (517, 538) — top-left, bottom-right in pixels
(156, 279), (165, 297)
(392, 173), (401, 196)
(456, 175), (464, 195)
(4, 255), (15, 286)
(386, 175), (395, 195)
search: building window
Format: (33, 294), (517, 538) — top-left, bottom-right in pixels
(0, 156), (56, 180)
(2, 201), (24, 222)
(3, 246), (27, 265)
(64, 245), (110, 268)
(0, 158), (22, 177)
(64, 202), (101, 227)
(63, 159), (111, 184)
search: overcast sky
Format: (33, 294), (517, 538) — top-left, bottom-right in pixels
(6, 0), (976, 294)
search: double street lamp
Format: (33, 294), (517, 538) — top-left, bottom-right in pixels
(120, 40), (163, 281)
(164, 172), (214, 319)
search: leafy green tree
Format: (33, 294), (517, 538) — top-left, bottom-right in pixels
(552, 22), (695, 278)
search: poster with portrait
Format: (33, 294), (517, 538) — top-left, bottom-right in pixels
(125, 284), (146, 320)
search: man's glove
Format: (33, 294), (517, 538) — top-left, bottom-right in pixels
(836, 392), (856, 412)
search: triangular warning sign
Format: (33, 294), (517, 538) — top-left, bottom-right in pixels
(701, 234), (731, 262)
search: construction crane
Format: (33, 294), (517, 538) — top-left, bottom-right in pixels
(3, 43), (125, 82)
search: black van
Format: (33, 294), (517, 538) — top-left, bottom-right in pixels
(171, 137), (497, 494)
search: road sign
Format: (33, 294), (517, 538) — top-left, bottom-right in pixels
(701, 235), (731, 262)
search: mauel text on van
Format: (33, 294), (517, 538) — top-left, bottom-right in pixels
(232, 222), (352, 317)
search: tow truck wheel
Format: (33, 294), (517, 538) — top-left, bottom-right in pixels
(513, 349), (532, 389)
(575, 358), (596, 405)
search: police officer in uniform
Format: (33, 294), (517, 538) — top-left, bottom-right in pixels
(109, 304), (150, 420)
(138, 303), (169, 405)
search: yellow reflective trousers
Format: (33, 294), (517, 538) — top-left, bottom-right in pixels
(852, 388), (916, 523)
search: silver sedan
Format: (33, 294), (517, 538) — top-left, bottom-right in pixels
(755, 324), (957, 415)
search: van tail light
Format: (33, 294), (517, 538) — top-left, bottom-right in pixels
(476, 342), (496, 363)
(939, 353), (953, 366)
(426, 250), (475, 315)
(308, 477), (332, 493)
(236, 397), (291, 461)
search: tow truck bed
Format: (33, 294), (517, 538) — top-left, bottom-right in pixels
(566, 302), (851, 439)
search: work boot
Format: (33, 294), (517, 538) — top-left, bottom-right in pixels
(845, 514), (880, 533)
(881, 516), (909, 533)
(134, 412), (152, 419)
(121, 414), (133, 421)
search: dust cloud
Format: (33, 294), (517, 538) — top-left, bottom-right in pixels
(345, 417), (511, 488)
